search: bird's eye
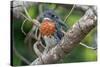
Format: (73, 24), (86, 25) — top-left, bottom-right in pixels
(51, 14), (55, 17)
(47, 12), (59, 19)
(52, 15), (59, 19)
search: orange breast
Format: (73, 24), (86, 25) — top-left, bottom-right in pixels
(39, 20), (56, 36)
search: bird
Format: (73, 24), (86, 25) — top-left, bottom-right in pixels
(37, 10), (68, 52)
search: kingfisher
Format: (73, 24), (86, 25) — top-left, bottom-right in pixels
(37, 10), (68, 52)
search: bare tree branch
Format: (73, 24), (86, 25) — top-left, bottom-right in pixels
(30, 7), (97, 65)
(11, 1), (34, 19)
(75, 5), (97, 15)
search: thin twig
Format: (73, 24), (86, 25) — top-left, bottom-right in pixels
(33, 41), (43, 57)
(64, 5), (75, 23)
(34, 27), (39, 40)
(39, 4), (43, 14)
(22, 2), (33, 21)
(21, 19), (27, 35)
(20, 12), (40, 27)
(80, 42), (97, 50)
(24, 25), (37, 43)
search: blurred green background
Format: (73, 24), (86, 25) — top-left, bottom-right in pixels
(12, 2), (97, 66)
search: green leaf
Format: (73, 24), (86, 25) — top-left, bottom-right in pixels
(28, 5), (38, 19)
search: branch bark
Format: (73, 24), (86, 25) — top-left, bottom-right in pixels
(30, 7), (97, 65)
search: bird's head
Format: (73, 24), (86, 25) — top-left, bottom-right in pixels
(37, 10), (60, 23)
